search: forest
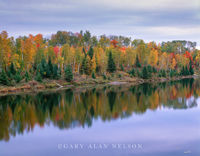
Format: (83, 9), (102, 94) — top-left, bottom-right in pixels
(0, 30), (199, 86)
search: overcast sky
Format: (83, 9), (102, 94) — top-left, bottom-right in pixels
(0, 0), (200, 47)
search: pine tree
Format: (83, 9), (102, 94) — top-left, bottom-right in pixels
(107, 51), (116, 73)
(80, 55), (91, 75)
(41, 58), (47, 78)
(0, 69), (9, 85)
(189, 60), (194, 75)
(120, 64), (124, 71)
(135, 55), (141, 67)
(128, 68), (135, 76)
(35, 71), (42, 82)
(142, 66), (151, 79)
(88, 46), (94, 59)
(53, 64), (59, 79)
(46, 58), (53, 78)
(65, 65), (73, 82)
(180, 66), (185, 76)
(9, 62), (16, 75)
(92, 71), (96, 79)
(14, 71), (22, 83)
(25, 71), (30, 82)
(80, 57), (87, 74)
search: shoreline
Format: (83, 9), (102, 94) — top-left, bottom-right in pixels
(0, 75), (198, 96)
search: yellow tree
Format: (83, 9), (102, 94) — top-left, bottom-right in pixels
(159, 52), (169, 69)
(195, 50), (200, 66)
(47, 46), (56, 63)
(171, 58), (177, 69)
(91, 54), (96, 72)
(74, 47), (84, 73)
(125, 47), (136, 68)
(148, 49), (158, 67)
(21, 35), (36, 70)
(62, 44), (70, 65)
(0, 31), (12, 70)
(94, 47), (107, 74)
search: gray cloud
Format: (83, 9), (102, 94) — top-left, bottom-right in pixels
(0, 0), (200, 46)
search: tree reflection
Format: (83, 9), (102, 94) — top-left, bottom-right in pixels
(0, 78), (199, 141)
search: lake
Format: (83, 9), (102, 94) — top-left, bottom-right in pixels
(0, 79), (200, 156)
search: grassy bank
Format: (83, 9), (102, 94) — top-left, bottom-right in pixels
(0, 71), (198, 96)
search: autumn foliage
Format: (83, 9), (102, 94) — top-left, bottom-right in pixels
(0, 30), (199, 85)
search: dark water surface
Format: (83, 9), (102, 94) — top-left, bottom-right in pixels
(0, 79), (200, 156)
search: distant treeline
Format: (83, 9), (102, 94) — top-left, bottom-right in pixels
(0, 30), (199, 85)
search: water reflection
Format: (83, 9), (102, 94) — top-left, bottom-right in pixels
(0, 78), (199, 142)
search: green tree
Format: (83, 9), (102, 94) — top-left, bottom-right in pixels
(0, 69), (9, 85)
(25, 71), (31, 82)
(135, 55), (141, 67)
(65, 65), (73, 82)
(9, 62), (16, 75)
(107, 51), (116, 73)
(92, 71), (96, 79)
(53, 64), (60, 79)
(88, 46), (94, 59)
(142, 66), (151, 79)
(128, 68), (135, 76)
(35, 72), (42, 82)
(189, 60), (194, 75)
(14, 71), (22, 83)
(47, 58), (53, 78)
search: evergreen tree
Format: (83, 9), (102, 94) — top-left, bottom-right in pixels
(53, 64), (60, 79)
(142, 66), (151, 79)
(25, 71), (30, 82)
(180, 66), (185, 76)
(82, 47), (87, 57)
(80, 56), (91, 75)
(80, 57), (87, 74)
(189, 60), (194, 75)
(107, 51), (116, 73)
(185, 67), (190, 75)
(102, 73), (107, 80)
(158, 69), (166, 77)
(65, 65), (73, 82)
(47, 58), (53, 78)
(147, 65), (152, 73)
(35, 72), (42, 82)
(169, 69), (177, 77)
(0, 69), (9, 85)
(120, 64), (124, 71)
(9, 62), (16, 75)
(14, 71), (22, 83)
(92, 71), (96, 79)
(41, 58), (47, 78)
(128, 68), (135, 76)
(88, 46), (94, 59)
(135, 55), (141, 67)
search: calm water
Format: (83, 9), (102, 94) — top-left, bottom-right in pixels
(0, 79), (200, 156)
